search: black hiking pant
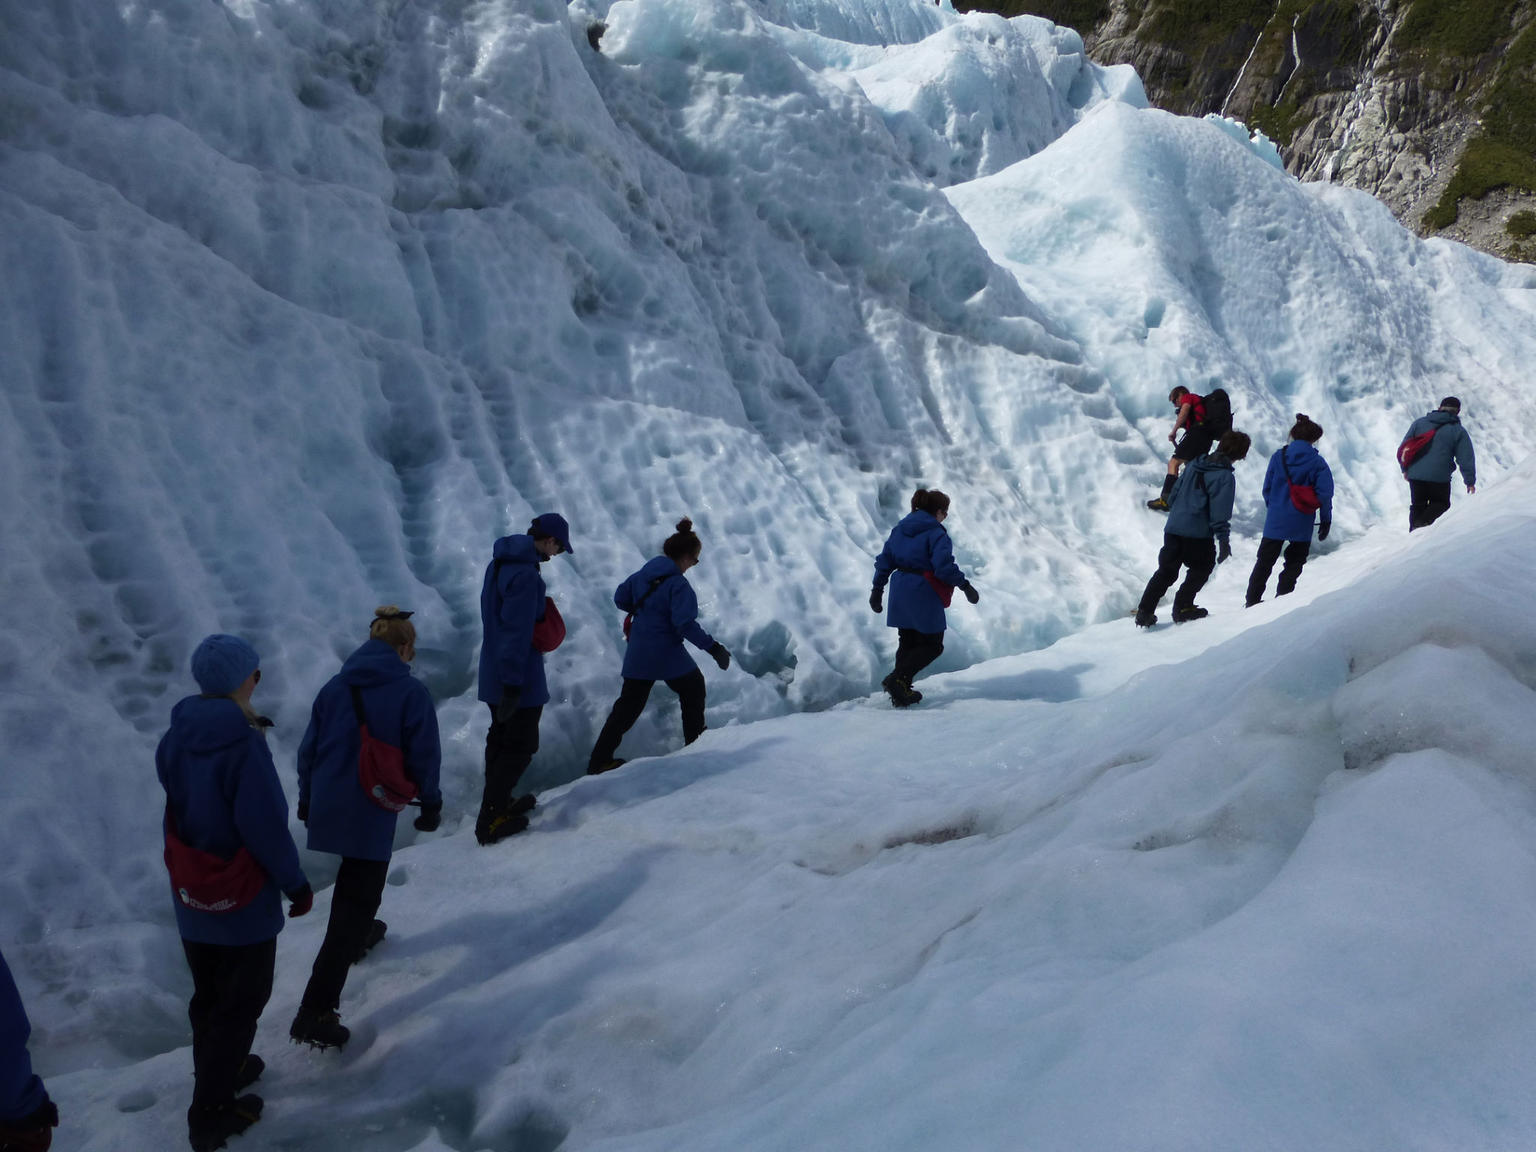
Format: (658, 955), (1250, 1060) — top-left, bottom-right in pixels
(1138, 534), (1216, 616)
(891, 629), (944, 684)
(482, 703), (543, 816)
(182, 937), (275, 1113)
(588, 669), (707, 770)
(1408, 480), (1452, 531)
(299, 858), (389, 1016)
(1246, 537), (1311, 605)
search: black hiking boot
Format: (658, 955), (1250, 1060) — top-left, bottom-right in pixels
(289, 1007), (350, 1051)
(188, 1093), (263, 1152)
(1134, 608), (1158, 628)
(586, 759), (626, 776)
(234, 1054), (264, 1093)
(881, 674), (921, 707)
(353, 920), (387, 964)
(1171, 605), (1209, 623)
(476, 810), (529, 845)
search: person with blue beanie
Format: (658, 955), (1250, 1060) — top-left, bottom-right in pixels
(0, 948), (58, 1151)
(158, 635), (311, 1152)
(476, 513), (572, 844)
(1247, 415), (1335, 605)
(1399, 395), (1476, 530)
(1135, 431), (1252, 627)
(870, 489), (981, 707)
(587, 518), (732, 773)
(289, 607), (442, 1051)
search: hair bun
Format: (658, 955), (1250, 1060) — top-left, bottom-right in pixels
(675, 518), (693, 533)
(1295, 413), (1308, 422)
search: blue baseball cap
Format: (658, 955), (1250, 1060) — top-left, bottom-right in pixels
(530, 513), (573, 554)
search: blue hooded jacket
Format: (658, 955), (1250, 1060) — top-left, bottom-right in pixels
(156, 696), (307, 946)
(872, 510), (968, 634)
(477, 534), (550, 708)
(1402, 410), (1475, 486)
(617, 555), (715, 681)
(1165, 454), (1238, 544)
(297, 638), (443, 862)
(1261, 440), (1335, 542)
(0, 948), (46, 1124)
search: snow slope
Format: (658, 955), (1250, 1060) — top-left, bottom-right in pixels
(4, 0), (1536, 1146)
(43, 444), (1536, 1152)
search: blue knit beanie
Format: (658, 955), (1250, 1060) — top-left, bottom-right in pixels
(191, 634), (260, 696)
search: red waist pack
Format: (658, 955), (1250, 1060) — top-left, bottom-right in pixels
(922, 571), (955, 606)
(1288, 483), (1322, 514)
(164, 807), (266, 914)
(351, 686), (417, 813)
(1397, 429), (1437, 473)
(533, 597), (566, 653)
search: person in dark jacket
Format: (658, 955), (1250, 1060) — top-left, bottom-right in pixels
(1246, 415), (1335, 606)
(1400, 396), (1475, 530)
(0, 948), (58, 1152)
(1135, 431), (1252, 626)
(588, 519), (732, 774)
(289, 607), (442, 1051)
(870, 489), (980, 707)
(476, 513), (573, 845)
(157, 635), (311, 1152)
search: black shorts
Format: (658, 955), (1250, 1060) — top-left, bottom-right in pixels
(1172, 427), (1216, 462)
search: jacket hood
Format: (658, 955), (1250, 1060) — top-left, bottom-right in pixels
(636, 555), (682, 583)
(167, 695), (258, 754)
(896, 510), (944, 538)
(340, 637), (411, 688)
(1427, 410), (1461, 427)
(492, 534), (540, 566)
(1282, 441), (1321, 464)
(1192, 454), (1235, 476)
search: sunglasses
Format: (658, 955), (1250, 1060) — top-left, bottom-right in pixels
(252, 669), (262, 685)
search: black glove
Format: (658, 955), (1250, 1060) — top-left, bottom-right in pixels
(708, 642), (731, 671)
(287, 883), (314, 918)
(869, 587), (883, 613)
(495, 685), (522, 724)
(296, 799), (308, 825)
(414, 802), (442, 833)
(959, 580), (980, 605)
(0, 1097), (58, 1150)
(1217, 538), (1232, 564)
(1317, 520), (1331, 541)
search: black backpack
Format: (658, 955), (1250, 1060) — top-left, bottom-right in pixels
(1200, 387), (1233, 435)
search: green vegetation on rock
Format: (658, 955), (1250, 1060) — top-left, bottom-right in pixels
(1508, 210), (1536, 238)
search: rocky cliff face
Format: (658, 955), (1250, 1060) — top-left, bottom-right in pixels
(968, 0), (1536, 261)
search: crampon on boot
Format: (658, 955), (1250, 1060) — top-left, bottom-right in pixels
(289, 1007), (350, 1051)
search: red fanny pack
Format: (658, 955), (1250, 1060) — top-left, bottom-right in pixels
(533, 597), (566, 652)
(164, 806), (266, 914)
(922, 571), (955, 606)
(1397, 428), (1437, 472)
(352, 686), (418, 813)
(1280, 445), (1323, 514)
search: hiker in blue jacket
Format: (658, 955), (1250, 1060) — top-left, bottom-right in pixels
(476, 513), (573, 845)
(1246, 414), (1335, 606)
(588, 518), (731, 774)
(1400, 395), (1475, 530)
(290, 607), (441, 1051)
(157, 635), (311, 1152)
(1, 948), (58, 1151)
(870, 489), (980, 707)
(1135, 431), (1252, 627)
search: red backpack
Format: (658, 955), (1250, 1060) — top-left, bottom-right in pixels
(1279, 444), (1321, 514)
(352, 686), (418, 813)
(163, 806), (266, 913)
(1397, 428), (1437, 473)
